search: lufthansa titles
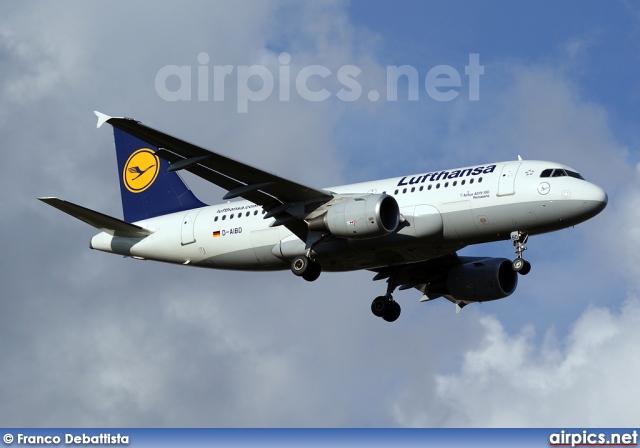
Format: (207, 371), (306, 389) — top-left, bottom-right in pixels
(397, 164), (496, 187)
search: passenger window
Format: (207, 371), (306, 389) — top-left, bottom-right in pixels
(222, 215), (226, 220)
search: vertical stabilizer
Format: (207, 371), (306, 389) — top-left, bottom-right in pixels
(96, 112), (206, 222)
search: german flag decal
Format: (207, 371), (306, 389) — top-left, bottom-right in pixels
(213, 231), (221, 238)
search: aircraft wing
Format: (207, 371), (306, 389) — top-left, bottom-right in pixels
(370, 252), (461, 301)
(97, 113), (333, 240)
(371, 254), (510, 313)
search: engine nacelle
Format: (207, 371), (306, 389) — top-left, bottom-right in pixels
(308, 194), (400, 239)
(442, 257), (518, 302)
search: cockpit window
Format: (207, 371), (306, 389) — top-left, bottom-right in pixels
(565, 170), (584, 180)
(540, 169), (553, 178)
(540, 168), (585, 180)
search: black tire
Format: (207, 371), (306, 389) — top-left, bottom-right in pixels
(302, 261), (321, 282)
(291, 255), (310, 276)
(519, 260), (531, 276)
(382, 300), (401, 322)
(512, 258), (525, 272)
(371, 296), (390, 317)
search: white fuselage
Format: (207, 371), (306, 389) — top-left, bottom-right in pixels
(89, 160), (607, 272)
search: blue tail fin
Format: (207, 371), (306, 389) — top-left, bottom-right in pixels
(110, 124), (206, 222)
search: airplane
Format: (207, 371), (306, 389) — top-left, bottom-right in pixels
(39, 111), (608, 322)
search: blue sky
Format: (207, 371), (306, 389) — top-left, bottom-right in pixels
(1, 0), (639, 428)
(342, 1), (639, 171)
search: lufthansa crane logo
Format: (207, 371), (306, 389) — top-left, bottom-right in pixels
(123, 148), (160, 193)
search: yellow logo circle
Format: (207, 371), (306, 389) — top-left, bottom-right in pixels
(123, 148), (160, 193)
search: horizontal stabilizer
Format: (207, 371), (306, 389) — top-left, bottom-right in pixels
(38, 197), (153, 238)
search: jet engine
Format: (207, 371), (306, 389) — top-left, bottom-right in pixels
(307, 194), (400, 239)
(432, 257), (518, 302)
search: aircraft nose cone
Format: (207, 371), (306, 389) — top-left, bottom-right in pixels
(582, 183), (608, 217)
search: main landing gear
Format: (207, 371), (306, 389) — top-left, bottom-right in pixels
(290, 254), (321, 282)
(371, 295), (401, 322)
(511, 231), (531, 275)
(290, 234), (328, 282)
(290, 253), (401, 322)
(370, 269), (401, 322)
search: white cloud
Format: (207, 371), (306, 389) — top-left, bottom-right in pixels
(379, 47), (640, 428)
(394, 297), (640, 427)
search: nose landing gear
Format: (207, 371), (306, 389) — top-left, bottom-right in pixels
(511, 231), (531, 275)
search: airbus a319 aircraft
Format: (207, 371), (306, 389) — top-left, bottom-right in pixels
(40, 112), (608, 322)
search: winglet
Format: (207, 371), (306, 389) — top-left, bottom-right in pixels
(94, 111), (112, 128)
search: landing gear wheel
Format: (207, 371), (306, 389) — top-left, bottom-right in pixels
(371, 296), (389, 317)
(382, 300), (401, 322)
(302, 260), (321, 282)
(371, 296), (401, 322)
(512, 258), (525, 272)
(370, 267), (403, 322)
(512, 258), (531, 275)
(291, 255), (322, 281)
(291, 255), (310, 277)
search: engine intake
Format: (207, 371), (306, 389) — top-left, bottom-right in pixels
(308, 194), (400, 239)
(438, 257), (518, 302)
